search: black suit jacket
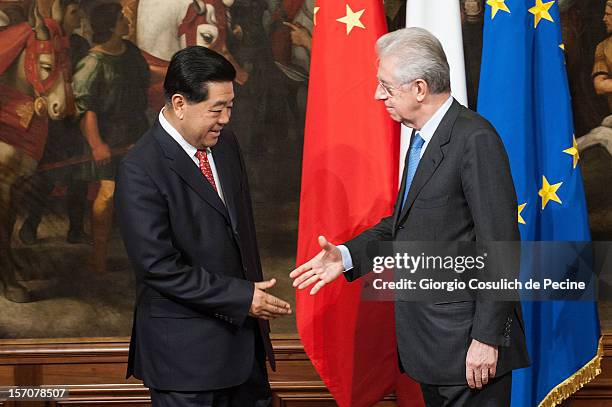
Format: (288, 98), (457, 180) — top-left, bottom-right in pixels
(344, 100), (530, 385)
(115, 120), (273, 391)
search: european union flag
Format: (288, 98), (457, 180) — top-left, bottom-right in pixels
(477, 1), (602, 406)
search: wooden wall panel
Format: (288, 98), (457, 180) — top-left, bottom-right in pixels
(0, 334), (611, 406)
(0, 367), (13, 386)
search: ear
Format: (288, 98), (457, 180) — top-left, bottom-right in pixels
(28, 0), (36, 27)
(413, 79), (428, 103)
(31, 1), (50, 40)
(193, 0), (206, 15)
(171, 94), (187, 117)
(51, 0), (62, 24)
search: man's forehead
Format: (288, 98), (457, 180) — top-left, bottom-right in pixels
(377, 58), (396, 81)
(206, 81), (235, 105)
(210, 97), (234, 107)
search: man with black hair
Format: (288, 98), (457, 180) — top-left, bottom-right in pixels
(115, 46), (291, 407)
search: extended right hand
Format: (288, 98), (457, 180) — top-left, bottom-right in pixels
(290, 236), (345, 295)
(249, 278), (292, 320)
(92, 143), (112, 166)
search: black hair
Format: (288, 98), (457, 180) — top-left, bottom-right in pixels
(163, 46), (236, 104)
(90, 2), (122, 45)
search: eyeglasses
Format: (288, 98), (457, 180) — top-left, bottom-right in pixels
(377, 80), (404, 97)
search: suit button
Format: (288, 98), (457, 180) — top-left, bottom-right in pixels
(398, 225), (405, 230)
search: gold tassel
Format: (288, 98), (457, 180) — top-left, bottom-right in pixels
(537, 336), (603, 407)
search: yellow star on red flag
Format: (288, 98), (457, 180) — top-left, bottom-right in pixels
(563, 135), (580, 169)
(528, 0), (555, 28)
(538, 176), (563, 210)
(487, 0), (511, 19)
(336, 4), (365, 35)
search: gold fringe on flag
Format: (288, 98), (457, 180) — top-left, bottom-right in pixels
(537, 336), (603, 407)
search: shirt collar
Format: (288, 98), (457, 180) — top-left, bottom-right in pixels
(416, 95), (454, 142)
(158, 108), (204, 159)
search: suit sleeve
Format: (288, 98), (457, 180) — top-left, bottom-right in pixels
(342, 215), (395, 281)
(461, 127), (520, 347)
(115, 158), (254, 326)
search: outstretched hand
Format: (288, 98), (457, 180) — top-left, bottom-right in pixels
(290, 236), (345, 295)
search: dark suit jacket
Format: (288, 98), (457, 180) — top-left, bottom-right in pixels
(344, 100), (530, 385)
(115, 120), (273, 392)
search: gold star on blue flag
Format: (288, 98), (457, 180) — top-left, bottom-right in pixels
(487, 0), (511, 19)
(528, 0), (555, 28)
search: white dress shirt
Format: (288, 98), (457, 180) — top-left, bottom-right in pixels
(416, 95), (453, 159)
(158, 108), (225, 204)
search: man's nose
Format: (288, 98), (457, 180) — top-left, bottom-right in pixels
(219, 108), (231, 124)
(375, 83), (387, 101)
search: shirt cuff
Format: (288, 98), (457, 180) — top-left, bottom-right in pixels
(337, 245), (354, 272)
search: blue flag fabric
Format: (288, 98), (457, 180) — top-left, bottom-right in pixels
(477, 1), (601, 406)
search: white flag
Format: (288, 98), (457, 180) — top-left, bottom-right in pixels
(399, 0), (468, 181)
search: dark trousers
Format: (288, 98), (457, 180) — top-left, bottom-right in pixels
(22, 173), (88, 235)
(149, 331), (272, 407)
(419, 373), (512, 407)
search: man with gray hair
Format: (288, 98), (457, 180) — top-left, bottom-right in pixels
(291, 27), (530, 405)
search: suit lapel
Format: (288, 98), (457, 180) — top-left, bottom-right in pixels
(396, 100), (461, 226)
(152, 120), (230, 224)
(211, 136), (241, 236)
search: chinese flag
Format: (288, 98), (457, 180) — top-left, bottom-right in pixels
(295, 1), (423, 406)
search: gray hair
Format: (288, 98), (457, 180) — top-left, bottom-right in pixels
(376, 27), (451, 94)
(607, 0), (612, 8)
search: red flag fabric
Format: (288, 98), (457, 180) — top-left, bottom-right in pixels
(295, 1), (423, 406)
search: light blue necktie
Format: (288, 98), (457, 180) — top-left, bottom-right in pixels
(401, 132), (425, 211)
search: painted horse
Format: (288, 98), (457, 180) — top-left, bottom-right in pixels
(135, 0), (247, 109)
(0, 2), (71, 302)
